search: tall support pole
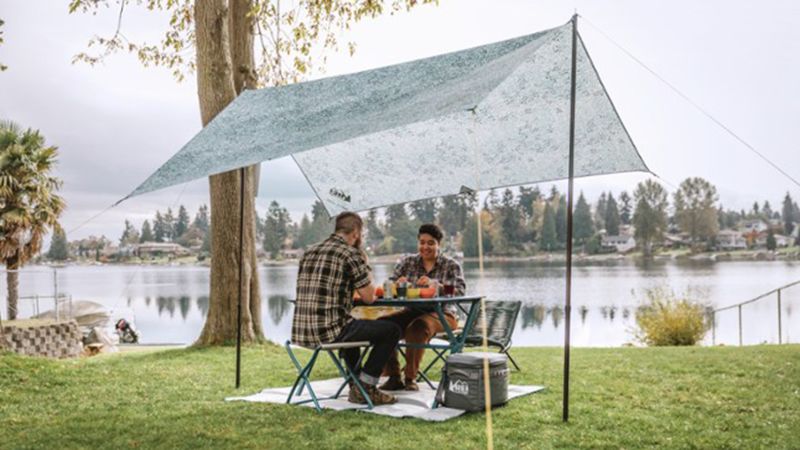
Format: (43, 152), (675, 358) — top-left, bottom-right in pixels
(235, 166), (245, 389)
(777, 290), (782, 345)
(711, 312), (716, 346)
(477, 210), (485, 273)
(738, 305), (743, 347)
(562, 13), (578, 423)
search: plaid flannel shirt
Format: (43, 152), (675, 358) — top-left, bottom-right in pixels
(392, 253), (466, 315)
(291, 234), (371, 348)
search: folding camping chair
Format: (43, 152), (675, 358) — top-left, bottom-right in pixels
(284, 340), (374, 412)
(460, 300), (523, 371)
(409, 300), (522, 386)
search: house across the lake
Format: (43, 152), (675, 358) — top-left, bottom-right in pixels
(135, 242), (191, 258)
(716, 229), (747, 250)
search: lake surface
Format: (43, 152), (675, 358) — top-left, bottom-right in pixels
(3, 260), (799, 347)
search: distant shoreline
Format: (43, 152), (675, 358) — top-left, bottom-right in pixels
(35, 247), (800, 269)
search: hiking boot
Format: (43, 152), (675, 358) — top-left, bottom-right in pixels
(404, 378), (419, 391)
(365, 384), (398, 405)
(348, 382), (397, 405)
(379, 376), (405, 391)
(347, 383), (366, 404)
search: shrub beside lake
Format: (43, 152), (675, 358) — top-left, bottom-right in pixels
(635, 287), (711, 346)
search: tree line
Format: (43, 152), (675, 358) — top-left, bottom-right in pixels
(247, 176), (800, 258)
(46, 177), (800, 261)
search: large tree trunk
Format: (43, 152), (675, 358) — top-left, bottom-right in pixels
(6, 257), (19, 321)
(195, 0), (262, 345)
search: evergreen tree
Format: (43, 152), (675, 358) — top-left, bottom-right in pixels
(364, 209), (384, 250)
(782, 193), (795, 235)
(573, 192), (594, 245)
(140, 220), (154, 243)
(439, 193), (475, 237)
(548, 185), (560, 203)
(163, 208), (176, 241)
(619, 190), (632, 225)
(263, 201), (291, 258)
(499, 188), (523, 248)
(485, 188), (501, 211)
(408, 199), (437, 224)
(517, 186), (540, 221)
(751, 201), (760, 219)
(540, 203), (558, 251)
(119, 220), (140, 246)
(193, 204), (210, 232)
(762, 201), (773, 221)
(175, 205), (190, 238)
(595, 192), (607, 231)
(604, 193), (621, 236)
(295, 214), (313, 249)
(766, 229), (777, 251)
(462, 211), (494, 257)
(307, 201), (332, 244)
(555, 195), (567, 244)
(385, 204), (417, 253)
(47, 229), (69, 261)
(153, 211), (166, 243)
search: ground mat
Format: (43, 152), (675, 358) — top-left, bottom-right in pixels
(226, 378), (545, 421)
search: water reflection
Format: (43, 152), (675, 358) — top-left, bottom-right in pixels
(197, 296), (209, 317)
(124, 292), (644, 337)
(6, 261), (795, 346)
(267, 295), (291, 326)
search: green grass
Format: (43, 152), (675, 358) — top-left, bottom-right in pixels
(1, 345), (799, 449)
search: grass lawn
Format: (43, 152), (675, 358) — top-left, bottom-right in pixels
(1, 344), (799, 449)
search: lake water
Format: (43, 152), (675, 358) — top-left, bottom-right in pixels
(3, 260), (799, 347)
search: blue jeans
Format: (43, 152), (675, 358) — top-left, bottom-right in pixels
(335, 319), (402, 385)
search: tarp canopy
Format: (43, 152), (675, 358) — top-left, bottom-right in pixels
(125, 20), (649, 213)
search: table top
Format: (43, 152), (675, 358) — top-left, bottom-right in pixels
(357, 295), (483, 308)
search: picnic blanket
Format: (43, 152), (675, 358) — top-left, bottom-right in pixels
(226, 378), (545, 422)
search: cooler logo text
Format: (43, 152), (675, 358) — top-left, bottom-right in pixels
(449, 379), (469, 395)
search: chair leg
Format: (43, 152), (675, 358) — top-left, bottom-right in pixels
(297, 348), (321, 396)
(417, 348), (448, 389)
(285, 345), (324, 412)
(503, 349), (521, 371)
(327, 348), (374, 410)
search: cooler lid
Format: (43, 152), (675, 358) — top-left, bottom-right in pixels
(447, 352), (508, 367)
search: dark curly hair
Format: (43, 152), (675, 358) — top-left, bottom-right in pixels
(418, 223), (444, 243)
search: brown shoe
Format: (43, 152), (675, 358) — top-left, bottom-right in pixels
(379, 376), (405, 391)
(365, 384), (398, 405)
(347, 383), (366, 404)
(404, 378), (419, 391)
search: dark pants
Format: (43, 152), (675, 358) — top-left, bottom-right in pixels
(335, 319), (402, 386)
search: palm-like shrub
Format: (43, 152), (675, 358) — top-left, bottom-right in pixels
(0, 120), (65, 320)
(634, 287), (710, 346)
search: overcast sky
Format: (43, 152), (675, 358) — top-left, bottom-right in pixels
(1, 0), (799, 241)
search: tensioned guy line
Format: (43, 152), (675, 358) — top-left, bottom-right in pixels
(580, 14), (800, 191)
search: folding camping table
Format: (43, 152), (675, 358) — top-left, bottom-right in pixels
(359, 295), (484, 390)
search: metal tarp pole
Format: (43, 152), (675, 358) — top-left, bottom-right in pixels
(562, 13), (578, 423)
(235, 166), (245, 389)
